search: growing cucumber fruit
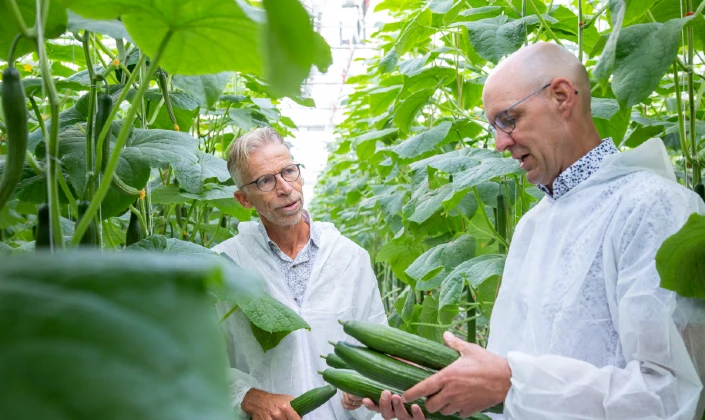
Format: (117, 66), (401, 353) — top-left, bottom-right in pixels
(322, 353), (350, 370)
(76, 201), (99, 246)
(0, 66), (28, 212)
(125, 204), (144, 246)
(333, 341), (432, 391)
(290, 384), (337, 416)
(94, 92), (113, 172)
(35, 204), (51, 249)
(695, 183), (704, 201)
(339, 320), (459, 370)
(320, 368), (473, 420)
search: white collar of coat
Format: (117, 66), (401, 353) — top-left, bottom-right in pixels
(595, 137), (677, 183)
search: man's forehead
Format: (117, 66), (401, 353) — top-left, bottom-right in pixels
(247, 145), (293, 176)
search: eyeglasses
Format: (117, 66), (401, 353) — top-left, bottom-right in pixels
(239, 163), (301, 192)
(488, 82), (578, 135)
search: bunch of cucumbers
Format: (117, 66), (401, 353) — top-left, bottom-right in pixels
(298, 320), (495, 420)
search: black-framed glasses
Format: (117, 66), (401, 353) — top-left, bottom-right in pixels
(488, 82), (578, 135)
(239, 163), (301, 192)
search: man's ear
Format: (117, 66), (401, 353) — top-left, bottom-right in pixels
(551, 78), (578, 117)
(234, 190), (253, 209)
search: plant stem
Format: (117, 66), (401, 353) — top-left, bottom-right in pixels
(72, 31), (173, 245)
(687, 0), (702, 185)
(57, 171), (78, 217)
(466, 284), (476, 344)
(472, 187), (509, 249)
(578, 0), (583, 62)
(36, 0), (63, 250)
(527, 0), (563, 46)
(673, 64), (694, 181)
(7, 0), (33, 38)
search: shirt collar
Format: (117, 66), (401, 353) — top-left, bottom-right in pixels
(538, 138), (618, 200)
(257, 209), (320, 248)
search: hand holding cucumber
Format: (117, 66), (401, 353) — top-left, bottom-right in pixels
(401, 332), (511, 418)
(241, 388), (301, 420)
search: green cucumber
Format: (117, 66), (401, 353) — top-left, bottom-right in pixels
(125, 203), (144, 246)
(77, 201), (99, 246)
(290, 384), (337, 416)
(0, 66), (28, 212)
(322, 353), (350, 370)
(320, 368), (473, 420)
(333, 341), (432, 391)
(95, 92), (113, 172)
(695, 183), (704, 201)
(339, 320), (459, 370)
(35, 204), (51, 249)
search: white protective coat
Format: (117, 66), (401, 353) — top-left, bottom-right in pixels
(487, 138), (705, 419)
(214, 221), (387, 420)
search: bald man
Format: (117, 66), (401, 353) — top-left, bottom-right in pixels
(363, 43), (705, 419)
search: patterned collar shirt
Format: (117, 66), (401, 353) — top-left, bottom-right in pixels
(258, 210), (321, 307)
(538, 138), (619, 200)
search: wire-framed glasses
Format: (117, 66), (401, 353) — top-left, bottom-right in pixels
(239, 163), (301, 192)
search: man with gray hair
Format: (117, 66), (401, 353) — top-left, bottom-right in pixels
(214, 127), (386, 420)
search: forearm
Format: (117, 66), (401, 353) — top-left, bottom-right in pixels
(505, 351), (702, 419)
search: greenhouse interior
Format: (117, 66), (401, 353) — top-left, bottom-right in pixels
(1, 0), (705, 419)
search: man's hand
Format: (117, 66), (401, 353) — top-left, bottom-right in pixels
(362, 390), (426, 420)
(241, 388), (301, 420)
(342, 392), (363, 410)
(402, 332), (511, 417)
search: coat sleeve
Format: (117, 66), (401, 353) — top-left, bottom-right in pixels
(348, 248), (387, 420)
(502, 191), (705, 419)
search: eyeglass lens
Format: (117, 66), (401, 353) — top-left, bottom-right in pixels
(257, 164), (300, 191)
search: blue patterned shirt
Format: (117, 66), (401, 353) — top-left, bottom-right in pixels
(538, 138), (619, 200)
(258, 211), (321, 307)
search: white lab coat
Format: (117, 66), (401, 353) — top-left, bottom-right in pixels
(213, 220), (387, 420)
(487, 138), (705, 419)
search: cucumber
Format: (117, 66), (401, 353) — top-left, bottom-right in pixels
(320, 368), (472, 420)
(0, 66), (28, 212)
(125, 203), (144, 246)
(35, 204), (51, 249)
(321, 353), (350, 370)
(333, 341), (432, 391)
(77, 201), (99, 246)
(339, 320), (459, 370)
(290, 384), (337, 416)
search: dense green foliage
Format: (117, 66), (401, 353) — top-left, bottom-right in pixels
(311, 0), (705, 344)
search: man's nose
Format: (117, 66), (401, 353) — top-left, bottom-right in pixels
(494, 129), (515, 153)
(275, 174), (293, 195)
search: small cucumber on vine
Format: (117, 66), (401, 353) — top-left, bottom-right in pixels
(125, 201), (144, 246)
(35, 204), (51, 249)
(695, 183), (704, 201)
(0, 60), (29, 212)
(156, 69), (178, 130)
(289, 384), (337, 416)
(95, 92), (113, 172)
(76, 201), (99, 246)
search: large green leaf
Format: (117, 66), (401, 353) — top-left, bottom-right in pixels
(172, 73), (232, 109)
(376, 237), (426, 286)
(612, 18), (690, 108)
(594, 0), (627, 87)
(151, 184), (252, 221)
(405, 233), (476, 281)
(450, 158), (521, 195)
(417, 295), (444, 343)
(392, 121), (453, 159)
(438, 254), (506, 310)
(122, 128), (231, 194)
(262, 0), (332, 97)
(62, 0), (262, 76)
(455, 15), (528, 64)
(0, 251), (233, 419)
(393, 89), (435, 133)
(66, 10), (132, 40)
(0, 0), (67, 59)
(656, 213), (705, 300)
(404, 183), (455, 224)
(127, 235), (310, 351)
(396, 8), (434, 55)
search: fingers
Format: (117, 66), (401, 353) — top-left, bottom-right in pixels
(401, 371), (444, 403)
(362, 398), (380, 413)
(284, 405), (301, 420)
(342, 392), (363, 410)
(409, 404), (427, 420)
(378, 390), (396, 419)
(391, 394), (413, 420)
